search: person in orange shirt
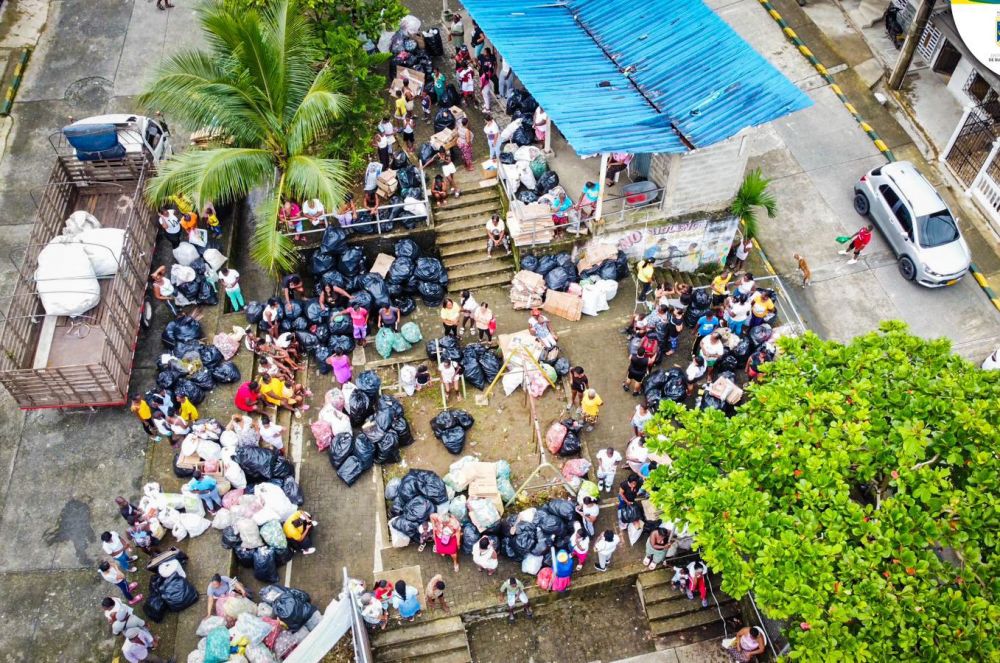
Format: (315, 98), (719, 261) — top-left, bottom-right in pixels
(180, 211), (199, 237)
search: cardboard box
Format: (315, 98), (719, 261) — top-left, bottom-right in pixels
(376, 169), (398, 196)
(370, 253), (395, 277)
(430, 128), (457, 150)
(450, 105), (467, 123)
(389, 67), (425, 97)
(542, 288), (583, 322)
(480, 159), (497, 178)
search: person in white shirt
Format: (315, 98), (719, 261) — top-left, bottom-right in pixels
(686, 356), (707, 397)
(626, 435), (649, 474)
(699, 332), (725, 374)
(575, 495), (599, 537)
(595, 447), (623, 493)
(259, 413), (284, 454)
(439, 360), (461, 402)
(101, 597), (145, 636)
(725, 293), (751, 336)
(736, 272), (755, 297)
(483, 113), (501, 162)
(459, 289), (478, 336)
(472, 536), (499, 575)
(100, 531), (137, 573)
(594, 529), (621, 571)
(485, 213), (510, 256)
(122, 626), (168, 663)
(302, 198), (326, 227)
(157, 208), (181, 248)
(219, 268), (243, 313)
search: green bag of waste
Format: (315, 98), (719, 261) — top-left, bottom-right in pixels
(541, 362), (558, 384)
(530, 154), (548, 179)
(400, 321), (423, 344)
(375, 327), (395, 359)
(391, 334), (412, 353)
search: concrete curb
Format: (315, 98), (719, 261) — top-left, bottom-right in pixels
(754, 0), (895, 162)
(970, 263), (1000, 313)
(0, 48), (31, 116)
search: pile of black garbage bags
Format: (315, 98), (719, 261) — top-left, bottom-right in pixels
(499, 498), (579, 562)
(578, 250), (631, 283)
(260, 584), (320, 632)
(520, 250), (628, 293)
(387, 469), (450, 541)
(642, 368), (688, 411)
(143, 551), (198, 622)
(384, 238), (448, 308)
(156, 315), (240, 405)
(513, 169), (561, 205)
(328, 380), (415, 486)
(430, 409), (475, 455)
(506, 89), (540, 148)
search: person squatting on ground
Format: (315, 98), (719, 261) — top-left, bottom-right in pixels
(499, 576), (533, 622)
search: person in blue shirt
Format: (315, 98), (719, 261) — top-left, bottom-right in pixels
(188, 471), (221, 513)
(639, 460), (659, 479)
(577, 181), (600, 219)
(692, 310), (720, 356)
(550, 191), (573, 235)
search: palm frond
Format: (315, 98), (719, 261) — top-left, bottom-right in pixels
(286, 68), (346, 154)
(145, 147), (274, 208)
(250, 192), (299, 276)
(731, 168), (777, 239)
(283, 154), (349, 210)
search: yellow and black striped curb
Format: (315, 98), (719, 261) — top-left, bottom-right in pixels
(756, 0), (895, 163)
(0, 48), (31, 117)
(970, 263), (1000, 313)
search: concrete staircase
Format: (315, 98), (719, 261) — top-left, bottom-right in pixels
(637, 568), (741, 649)
(371, 615), (472, 663)
(434, 170), (514, 293)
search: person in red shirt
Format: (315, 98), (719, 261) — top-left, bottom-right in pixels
(839, 225), (873, 264)
(639, 331), (660, 366)
(234, 381), (261, 413)
(346, 305), (369, 347)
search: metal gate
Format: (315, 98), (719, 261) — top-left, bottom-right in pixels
(945, 106), (996, 185)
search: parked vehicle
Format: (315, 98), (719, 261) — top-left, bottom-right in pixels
(0, 115), (169, 409)
(852, 161), (971, 287)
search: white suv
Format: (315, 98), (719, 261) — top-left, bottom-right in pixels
(853, 161), (970, 287)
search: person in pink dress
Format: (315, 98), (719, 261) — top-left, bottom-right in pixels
(429, 513), (462, 572)
(325, 350), (353, 385)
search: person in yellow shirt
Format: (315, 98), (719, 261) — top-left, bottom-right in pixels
(170, 193), (194, 216)
(283, 510), (317, 555)
(710, 270), (732, 308)
(636, 258), (655, 301)
(393, 90), (408, 129)
(258, 376), (304, 411)
(581, 388), (604, 431)
(178, 394), (199, 423)
(202, 202), (221, 238)
(130, 394), (156, 437)
(440, 298), (461, 338)
(750, 290), (775, 327)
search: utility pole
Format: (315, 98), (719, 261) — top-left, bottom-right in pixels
(889, 0), (937, 90)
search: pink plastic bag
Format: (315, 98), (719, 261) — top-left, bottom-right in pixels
(536, 566), (553, 590)
(222, 488), (245, 509)
(561, 458), (591, 479)
(311, 420), (333, 451)
(546, 422), (567, 454)
(567, 282), (583, 297)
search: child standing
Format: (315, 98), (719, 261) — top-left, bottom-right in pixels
(420, 90), (432, 124)
(402, 113), (416, 154)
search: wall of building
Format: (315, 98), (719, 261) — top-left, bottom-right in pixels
(649, 134), (748, 217)
(946, 55), (975, 103)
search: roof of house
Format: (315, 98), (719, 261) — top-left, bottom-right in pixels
(460, 0), (812, 155)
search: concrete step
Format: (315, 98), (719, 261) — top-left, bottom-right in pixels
(436, 227), (486, 246)
(434, 200), (499, 224)
(445, 259), (514, 282)
(447, 269), (515, 293)
(374, 629), (471, 662)
(439, 242), (486, 260)
(646, 592), (733, 622)
(443, 252), (514, 270)
(430, 187), (496, 208)
(371, 615), (465, 650)
(650, 600), (740, 638)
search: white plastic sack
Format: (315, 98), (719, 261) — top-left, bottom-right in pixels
(63, 210), (101, 236)
(211, 508), (233, 530)
(521, 554), (543, 575)
(34, 242), (100, 316)
(596, 278), (618, 300)
(172, 242), (200, 266)
(399, 14), (421, 35)
(468, 497), (500, 532)
(581, 286), (609, 317)
(389, 518), (411, 548)
(180, 434), (199, 457)
(202, 248), (227, 271)
(236, 517), (264, 549)
(245, 643), (278, 663)
(233, 612), (272, 646)
(196, 439), (222, 461)
(178, 512), (211, 538)
(403, 196), (427, 217)
(187, 651), (205, 663)
(251, 507), (281, 527)
(224, 460), (247, 490)
(500, 119), (521, 142)
(255, 483), (295, 521)
(518, 163), (537, 190)
(256, 602), (273, 618)
(158, 558), (186, 578)
(319, 405), (351, 436)
(400, 365), (417, 396)
(78, 228), (125, 276)
(196, 615), (226, 637)
(171, 263), (197, 284)
(514, 145), (542, 163)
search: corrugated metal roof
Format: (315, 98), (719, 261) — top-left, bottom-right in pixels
(460, 0), (812, 155)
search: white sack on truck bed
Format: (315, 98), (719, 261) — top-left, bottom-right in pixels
(34, 242), (100, 316)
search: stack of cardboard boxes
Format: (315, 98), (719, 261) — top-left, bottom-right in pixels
(377, 169), (398, 197)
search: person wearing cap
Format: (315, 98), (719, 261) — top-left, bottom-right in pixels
(122, 625), (172, 663)
(551, 549), (574, 592)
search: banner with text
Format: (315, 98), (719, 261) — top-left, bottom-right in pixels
(587, 216), (740, 272)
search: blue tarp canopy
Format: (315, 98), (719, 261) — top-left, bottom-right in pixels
(460, 0), (812, 155)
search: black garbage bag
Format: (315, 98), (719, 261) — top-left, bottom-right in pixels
(452, 409), (474, 430)
(732, 338), (753, 363)
(480, 351), (502, 382)
(143, 594), (167, 623)
(378, 394), (405, 418)
(506, 89), (528, 115)
(305, 300), (328, 324)
(337, 456), (365, 486)
(393, 418), (414, 447)
(391, 296), (414, 316)
(533, 510), (563, 536)
(350, 291), (375, 315)
(347, 390), (372, 427)
(271, 454), (294, 481)
(516, 188), (538, 204)
(282, 300), (303, 320)
(338, 246), (366, 277)
(391, 516), (420, 540)
(328, 312), (352, 336)
(244, 301), (265, 324)
(356, 371), (382, 401)
(553, 357), (571, 377)
(663, 369), (687, 403)
(282, 477), (305, 506)
(396, 474), (419, 505)
(433, 107), (456, 131)
(353, 433), (375, 470)
(172, 451), (194, 478)
(750, 323), (773, 347)
(198, 280), (218, 306)
(403, 495), (434, 524)
(310, 250), (336, 275)
(375, 430), (400, 464)
(418, 142), (436, 166)
(314, 325), (330, 344)
(272, 593), (316, 632)
(395, 238), (421, 260)
(512, 126), (533, 146)
(543, 499), (578, 523)
(418, 281), (445, 306)
(544, 266), (574, 292)
(156, 368), (181, 389)
(361, 274), (391, 309)
(425, 336), (461, 362)
(717, 352), (741, 373)
(329, 335), (355, 355)
(291, 317), (308, 332)
(599, 260), (619, 281)
(328, 433), (353, 469)
(536, 255), (558, 276)
(461, 350), (486, 389)
(294, 331), (318, 352)
(440, 426), (465, 454)
(232, 546), (255, 569)
(252, 547), (279, 583)
(559, 431), (581, 456)
(236, 446), (280, 483)
(373, 407), (394, 433)
(174, 316), (203, 343)
(406, 469), (446, 505)
(691, 288), (712, 309)
(187, 368), (214, 391)
(174, 379), (205, 405)
(221, 526), (242, 550)
(160, 573), (198, 612)
(512, 521), (538, 556)
(521, 254), (539, 272)
(387, 256), (415, 284)
(461, 522), (480, 554)
(500, 151), (516, 165)
(431, 410), (456, 435)
(396, 166), (418, 190)
(177, 280), (200, 302)
(701, 393), (731, 415)
(198, 345), (223, 368)
(439, 84), (459, 109)
(536, 170), (559, 195)
(320, 226), (348, 254)
(313, 346), (332, 374)
(643, 370), (668, 395)
(615, 251), (630, 279)
(414, 257), (443, 282)
(320, 270), (347, 291)
(501, 535), (525, 561)
(685, 306), (710, 328)
(391, 151), (410, 170)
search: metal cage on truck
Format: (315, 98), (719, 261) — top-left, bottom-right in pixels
(0, 152), (156, 409)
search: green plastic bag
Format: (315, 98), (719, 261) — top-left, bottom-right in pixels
(835, 235), (852, 244)
(530, 154), (548, 179)
(578, 480), (600, 500)
(400, 321), (423, 344)
(541, 363), (558, 384)
(391, 334), (412, 353)
(495, 459), (511, 481)
(204, 626), (232, 663)
(375, 327), (395, 359)
(497, 477), (516, 503)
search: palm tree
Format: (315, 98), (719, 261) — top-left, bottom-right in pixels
(730, 168), (777, 240)
(140, 0), (348, 275)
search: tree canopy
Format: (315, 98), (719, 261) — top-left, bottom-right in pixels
(646, 322), (1000, 661)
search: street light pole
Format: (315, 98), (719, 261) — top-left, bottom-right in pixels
(888, 0), (937, 90)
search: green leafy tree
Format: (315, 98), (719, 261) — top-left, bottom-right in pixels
(645, 322), (1000, 662)
(730, 168), (777, 239)
(140, 0), (349, 275)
